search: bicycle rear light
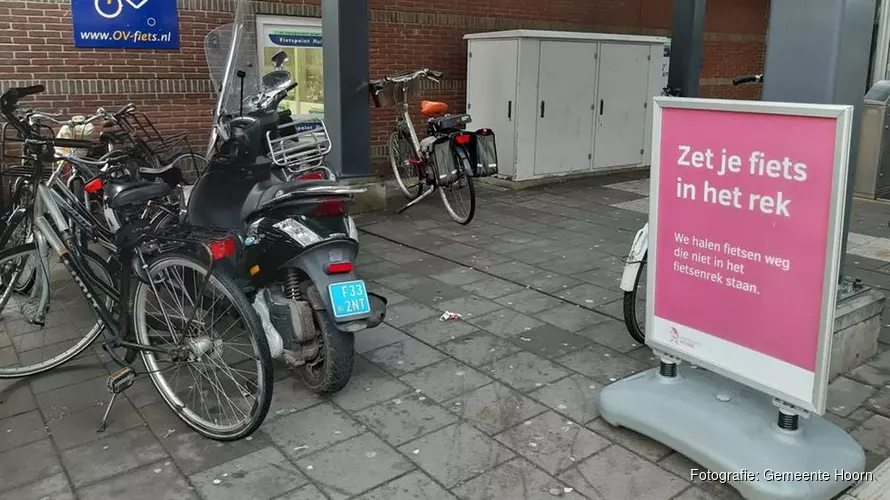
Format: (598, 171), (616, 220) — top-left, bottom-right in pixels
(297, 171), (325, 181)
(454, 133), (472, 145)
(312, 199), (346, 217)
(84, 177), (103, 194)
(208, 237), (236, 260)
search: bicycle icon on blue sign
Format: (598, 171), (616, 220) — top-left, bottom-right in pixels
(94, 0), (156, 25)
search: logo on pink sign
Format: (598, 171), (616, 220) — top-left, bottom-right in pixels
(653, 107), (840, 373)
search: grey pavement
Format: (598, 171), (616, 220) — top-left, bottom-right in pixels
(2, 171), (890, 499)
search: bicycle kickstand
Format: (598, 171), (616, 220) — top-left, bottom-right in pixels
(97, 366), (136, 432)
(396, 186), (434, 214)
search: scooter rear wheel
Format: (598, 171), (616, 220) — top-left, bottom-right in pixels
(299, 292), (355, 394)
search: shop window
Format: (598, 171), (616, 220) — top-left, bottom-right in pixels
(255, 15), (324, 116)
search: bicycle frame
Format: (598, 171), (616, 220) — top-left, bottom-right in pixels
(395, 86), (423, 156)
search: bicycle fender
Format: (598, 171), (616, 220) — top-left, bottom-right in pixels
(619, 224), (648, 293)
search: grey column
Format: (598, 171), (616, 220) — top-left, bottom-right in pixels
(667, 0), (706, 98)
(761, 0), (876, 280)
(322, 0), (371, 178)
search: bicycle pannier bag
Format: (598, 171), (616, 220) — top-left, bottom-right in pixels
(472, 128), (498, 177)
(431, 136), (460, 186)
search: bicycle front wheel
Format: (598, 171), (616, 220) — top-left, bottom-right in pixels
(388, 130), (422, 199)
(622, 252), (647, 344)
(438, 145), (476, 225)
(132, 252), (273, 440)
(0, 243), (114, 378)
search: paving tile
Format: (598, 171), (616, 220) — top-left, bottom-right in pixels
(432, 296), (502, 319)
(851, 414), (890, 455)
(557, 344), (648, 384)
(486, 261), (544, 281)
(494, 289), (564, 314)
(431, 266), (488, 286)
(445, 382), (547, 435)
(263, 402), (365, 461)
(558, 444), (687, 500)
(575, 267), (623, 289)
(62, 426), (167, 488)
(515, 272), (585, 294)
(827, 377), (876, 417)
(385, 300), (442, 328)
(869, 349), (890, 370)
(536, 304), (608, 332)
(367, 283), (409, 305)
(296, 433), (414, 499)
(267, 376), (324, 420)
(451, 458), (585, 500)
(0, 378), (37, 420)
(139, 401), (270, 476)
(355, 323), (411, 354)
(189, 447), (307, 500)
(355, 470), (456, 500)
(537, 256), (599, 275)
(511, 325), (592, 359)
(0, 438), (63, 494)
(397, 422), (515, 488)
(528, 374), (603, 424)
(460, 277), (525, 299)
(436, 242), (480, 259)
(627, 346), (662, 367)
(379, 246), (428, 265)
(358, 261), (402, 280)
(579, 318), (643, 353)
(658, 453), (744, 499)
(494, 411), (609, 474)
(353, 392), (458, 446)
(594, 298), (626, 320)
(120, 377), (166, 409)
(276, 483), (329, 500)
(405, 317), (478, 345)
(328, 358), (413, 411)
(35, 375), (108, 421)
(364, 338), (446, 376)
(0, 409), (47, 453)
(464, 252), (513, 269)
(399, 359), (492, 402)
(76, 460), (197, 500)
(850, 363), (890, 388)
(586, 418), (673, 461)
(557, 283), (623, 308)
(865, 387), (890, 417)
(404, 256), (467, 277)
(47, 398), (144, 450)
(437, 331), (521, 367)
(467, 309), (545, 338)
(0, 473), (73, 500)
(485, 351), (571, 393)
(28, 355), (109, 394)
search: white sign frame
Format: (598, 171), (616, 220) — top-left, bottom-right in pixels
(646, 96), (854, 414)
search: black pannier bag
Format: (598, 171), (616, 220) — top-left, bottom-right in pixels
(431, 135), (461, 186)
(471, 128), (498, 177)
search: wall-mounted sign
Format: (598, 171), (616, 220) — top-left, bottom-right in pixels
(648, 97), (853, 414)
(71, 0), (180, 49)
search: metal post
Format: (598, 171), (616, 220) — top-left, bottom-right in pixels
(871, 0), (889, 85)
(667, 0), (706, 98)
(761, 0), (876, 285)
(322, 0), (371, 178)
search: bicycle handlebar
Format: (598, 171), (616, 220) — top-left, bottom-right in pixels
(732, 74), (763, 86)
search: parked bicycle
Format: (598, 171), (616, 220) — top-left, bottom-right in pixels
(370, 69), (500, 225)
(620, 74), (763, 344)
(0, 84), (274, 440)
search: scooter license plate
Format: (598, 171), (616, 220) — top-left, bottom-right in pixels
(328, 280), (372, 320)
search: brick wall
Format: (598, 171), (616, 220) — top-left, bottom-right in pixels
(0, 0), (768, 175)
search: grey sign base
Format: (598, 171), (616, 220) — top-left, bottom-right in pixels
(598, 366), (865, 500)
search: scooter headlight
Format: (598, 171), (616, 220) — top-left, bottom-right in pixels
(274, 218), (322, 246)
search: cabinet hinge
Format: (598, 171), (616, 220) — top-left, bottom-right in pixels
(640, 148), (644, 155)
(468, 52), (472, 58)
(594, 53), (598, 59)
(468, 103), (472, 109)
(588, 153), (592, 160)
(591, 103), (595, 110)
(643, 102), (648, 108)
(647, 55), (651, 60)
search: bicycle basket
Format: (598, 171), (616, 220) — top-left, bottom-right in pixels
(266, 114), (331, 170)
(369, 79), (394, 108)
(471, 128), (498, 177)
(431, 136), (461, 186)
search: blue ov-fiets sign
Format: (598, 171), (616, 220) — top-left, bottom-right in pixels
(71, 0), (180, 49)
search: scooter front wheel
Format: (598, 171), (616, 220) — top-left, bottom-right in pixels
(622, 252), (646, 344)
(299, 297), (355, 394)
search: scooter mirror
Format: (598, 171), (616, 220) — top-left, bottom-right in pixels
(271, 50), (288, 68)
(262, 69), (294, 94)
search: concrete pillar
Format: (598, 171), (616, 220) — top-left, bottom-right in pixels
(667, 0), (706, 98)
(322, 0), (371, 178)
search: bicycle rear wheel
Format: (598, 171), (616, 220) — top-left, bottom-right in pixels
(132, 252), (273, 440)
(622, 252), (647, 344)
(438, 145), (476, 225)
(0, 243), (114, 377)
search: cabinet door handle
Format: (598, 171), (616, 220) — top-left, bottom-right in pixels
(507, 101), (512, 120)
(600, 100), (604, 115)
(540, 101), (545, 118)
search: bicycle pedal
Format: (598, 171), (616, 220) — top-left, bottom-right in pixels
(107, 367), (136, 394)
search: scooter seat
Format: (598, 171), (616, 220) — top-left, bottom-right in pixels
(105, 180), (172, 209)
(240, 179), (340, 220)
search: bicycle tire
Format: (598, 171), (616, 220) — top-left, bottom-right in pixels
(132, 251), (273, 441)
(388, 130), (422, 199)
(438, 145), (476, 225)
(622, 252), (646, 344)
(0, 243), (114, 378)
